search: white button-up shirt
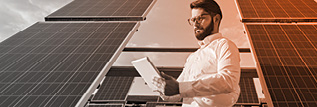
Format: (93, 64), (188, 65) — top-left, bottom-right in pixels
(163, 33), (241, 107)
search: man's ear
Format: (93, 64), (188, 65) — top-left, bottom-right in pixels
(213, 14), (221, 32)
(213, 14), (221, 24)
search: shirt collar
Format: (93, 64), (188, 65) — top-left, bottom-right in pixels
(198, 33), (222, 47)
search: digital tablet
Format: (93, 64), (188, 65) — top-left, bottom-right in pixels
(131, 57), (161, 91)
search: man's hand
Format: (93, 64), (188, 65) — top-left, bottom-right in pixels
(152, 72), (180, 96)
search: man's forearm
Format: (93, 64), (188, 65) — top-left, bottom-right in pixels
(178, 70), (239, 97)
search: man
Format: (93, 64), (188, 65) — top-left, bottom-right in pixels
(152, 0), (241, 106)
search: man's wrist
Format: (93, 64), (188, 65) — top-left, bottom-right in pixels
(179, 81), (196, 97)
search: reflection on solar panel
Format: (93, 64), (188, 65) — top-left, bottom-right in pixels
(45, 0), (156, 21)
(236, 0), (317, 22)
(246, 24), (317, 107)
(92, 76), (134, 101)
(0, 22), (138, 107)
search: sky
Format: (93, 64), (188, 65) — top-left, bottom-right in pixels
(127, 0), (250, 48)
(0, 0), (72, 42)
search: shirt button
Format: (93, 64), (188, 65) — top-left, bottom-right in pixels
(202, 98), (210, 102)
(206, 99), (210, 102)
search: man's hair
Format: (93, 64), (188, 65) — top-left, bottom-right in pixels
(190, 0), (222, 20)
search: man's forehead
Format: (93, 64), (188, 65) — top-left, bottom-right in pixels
(191, 8), (209, 16)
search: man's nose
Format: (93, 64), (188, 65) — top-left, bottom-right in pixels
(193, 20), (199, 26)
(193, 22), (200, 29)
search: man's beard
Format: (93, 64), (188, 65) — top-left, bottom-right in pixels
(195, 19), (214, 40)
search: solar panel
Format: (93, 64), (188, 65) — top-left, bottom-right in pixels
(0, 22), (139, 107)
(146, 102), (160, 107)
(45, 0), (156, 21)
(88, 104), (124, 107)
(245, 24), (317, 107)
(236, 0), (317, 22)
(236, 71), (259, 104)
(91, 76), (134, 101)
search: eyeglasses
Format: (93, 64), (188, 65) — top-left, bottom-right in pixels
(187, 14), (209, 26)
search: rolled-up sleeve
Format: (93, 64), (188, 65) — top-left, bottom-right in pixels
(179, 39), (240, 97)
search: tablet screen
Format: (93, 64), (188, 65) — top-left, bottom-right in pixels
(131, 57), (161, 91)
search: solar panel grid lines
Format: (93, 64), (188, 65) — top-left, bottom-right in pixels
(91, 76), (134, 101)
(0, 22), (139, 107)
(0, 23), (95, 94)
(48, 22), (133, 106)
(0, 23), (54, 60)
(76, 22), (140, 107)
(301, 0), (317, 15)
(245, 23), (317, 107)
(236, 0), (317, 22)
(0, 23), (84, 64)
(78, 0), (105, 16)
(251, 0), (273, 18)
(244, 24), (285, 107)
(237, 77), (259, 104)
(0, 23), (74, 93)
(265, 25), (316, 81)
(45, 0), (156, 21)
(277, 0), (303, 17)
(21, 25), (81, 63)
(235, 71), (260, 105)
(55, 0), (91, 16)
(93, 0), (117, 16)
(293, 25), (317, 51)
(0, 22), (135, 63)
(109, 0), (130, 16)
